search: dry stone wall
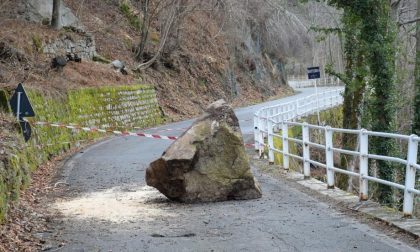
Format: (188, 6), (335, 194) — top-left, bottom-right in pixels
(43, 33), (96, 60)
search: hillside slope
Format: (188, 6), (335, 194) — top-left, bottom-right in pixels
(0, 0), (331, 120)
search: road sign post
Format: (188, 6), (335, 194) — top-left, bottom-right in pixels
(16, 92), (21, 121)
(307, 67), (321, 125)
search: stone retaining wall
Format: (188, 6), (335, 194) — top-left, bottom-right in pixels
(43, 33), (95, 60)
(0, 85), (163, 221)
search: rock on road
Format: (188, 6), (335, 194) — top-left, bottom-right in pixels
(48, 88), (418, 252)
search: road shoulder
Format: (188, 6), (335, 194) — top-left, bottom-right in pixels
(249, 152), (420, 249)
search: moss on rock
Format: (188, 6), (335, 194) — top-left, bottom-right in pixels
(0, 89), (10, 113)
(0, 113), (31, 221)
(146, 99), (261, 202)
(0, 85), (164, 222)
(273, 106), (343, 170)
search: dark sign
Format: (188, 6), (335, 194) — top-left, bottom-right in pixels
(20, 121), (32, 142)
(307, 67), (321, 79)
(9, 83), (35, 142)
(10, 83), (35, 119)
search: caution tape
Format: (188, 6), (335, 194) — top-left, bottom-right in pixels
(138, 118), (252, 133)
(28, 120), (256, 148)
(244, 143), (255, 148)
(153, 127), (188, 133)
(31, 121), (179, 140)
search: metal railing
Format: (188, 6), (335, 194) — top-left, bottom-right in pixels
(288, 76), (343, 88)
(254, 81), (420, 216)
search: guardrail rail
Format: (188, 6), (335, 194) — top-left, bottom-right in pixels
(288, 76), (342, 88)
(254, 78), (420, 216)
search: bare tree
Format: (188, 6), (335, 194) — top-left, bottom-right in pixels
(51, 0), (61, 30)
(135, 0), (150, 61)
(133, 0), (179, 71)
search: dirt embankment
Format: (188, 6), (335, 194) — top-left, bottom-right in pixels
(0, 113), (56, 252)
(0, 0), (296, 121)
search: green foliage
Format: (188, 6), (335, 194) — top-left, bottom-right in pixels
(0, 115), (34, 222)
(123, 36), (133, 50)
(198, 78), (208, 87)
(32, 35), (43, 53)
(120, 2), (141, 31)
(309, 27), (342, 43)
(357, 3), (396, 205)
(92, 54), (112, 64)
(273, 107), (343, 171)
(0, 89), (10, 113)
(273, 126), (301, 170)
(41, 17), (50, 26)
(321, 0), (397, 205)
(309, 27), (342, 35)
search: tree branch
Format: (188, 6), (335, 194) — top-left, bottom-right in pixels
(398, 16), (420, 26)
(133, 1), (178, 72)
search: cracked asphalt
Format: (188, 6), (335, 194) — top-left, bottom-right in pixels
(46, 88), (419, 252)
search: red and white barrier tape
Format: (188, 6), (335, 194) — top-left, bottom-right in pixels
(29, 121), (256, 147)
(140, 118), (252, 133)
(154, 127), (188, 133)
(31, 121), (178, 140)
(244, 143), (255, 148)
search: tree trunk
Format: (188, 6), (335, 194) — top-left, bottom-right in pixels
(413, 0), (420, 136)
(135, 0), (150, 62)
(51, 0), (61, 30)
(412, 0), (420, 219)
(338, 9), (366, 191)
(133, 0), (179, 71)
(363, 2), (396, 205)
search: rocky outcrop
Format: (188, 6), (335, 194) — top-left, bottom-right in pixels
(146, 99), (262, 202)
(18, 0), (96, 60)
(23, 0), (81, 29)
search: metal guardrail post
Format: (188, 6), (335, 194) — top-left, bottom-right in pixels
(302, 123), (310, 179)
(325, 126), (335, 189)
(403, 134), (418, 216)
(258, 111), (264, 157)
(359, 129), (368, 200)
(282, 123), (289, 171)
(330, 93), (333, 107)
(268, 119), (274, 164)
(253, 114), (259, 152)
(266, 108), (271, 131)
(315, 79), (321, 124)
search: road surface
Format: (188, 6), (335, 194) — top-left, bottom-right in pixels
(47, 88), (418, 252)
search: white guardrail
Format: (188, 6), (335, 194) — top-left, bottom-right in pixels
(288, 76), (341, 88)
(254, 78), (420, 216)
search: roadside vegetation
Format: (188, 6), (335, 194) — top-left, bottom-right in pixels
(296, 0), (420, 211)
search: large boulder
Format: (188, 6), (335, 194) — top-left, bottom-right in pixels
(146, 99), (262, 202)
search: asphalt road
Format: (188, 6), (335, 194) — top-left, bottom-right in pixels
(48, 87), (418, 252)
